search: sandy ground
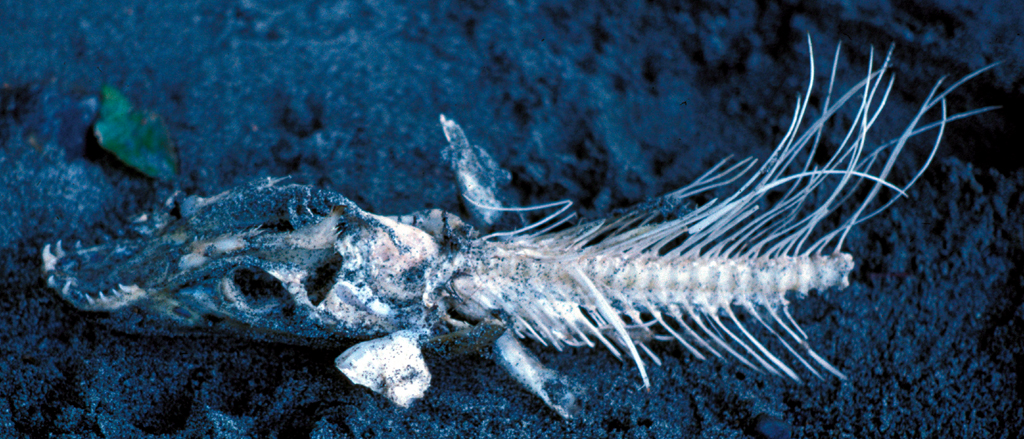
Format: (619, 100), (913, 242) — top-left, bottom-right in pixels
(2, 0), (1022, 437)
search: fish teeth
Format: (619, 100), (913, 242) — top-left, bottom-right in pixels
(41, 241), (65, 273)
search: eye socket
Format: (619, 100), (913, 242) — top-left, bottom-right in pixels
(231, 267), (293, 313)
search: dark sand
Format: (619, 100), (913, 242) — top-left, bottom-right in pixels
(2, 1), (1022, 437)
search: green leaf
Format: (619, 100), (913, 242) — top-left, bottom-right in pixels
(94, 85), (178, 179)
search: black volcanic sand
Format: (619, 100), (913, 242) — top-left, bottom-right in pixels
(2, 1), (1022, 437)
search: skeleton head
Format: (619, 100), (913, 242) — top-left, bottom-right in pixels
(42, 179), (456, 343)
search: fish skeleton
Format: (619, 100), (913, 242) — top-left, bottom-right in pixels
(41, 41), (995, 418)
